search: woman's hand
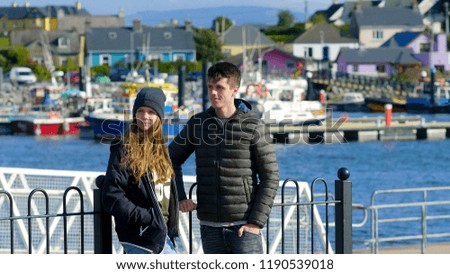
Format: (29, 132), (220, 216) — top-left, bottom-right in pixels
(179, 199), (197, 212)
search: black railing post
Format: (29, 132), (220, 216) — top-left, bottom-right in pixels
(335, 167), (352, 254)
(94, 175), (112, 254)
(202, 62), (211, 112)
(178, 65), (185, 108)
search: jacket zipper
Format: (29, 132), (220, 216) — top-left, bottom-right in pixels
(215, 119), (223, 221)
(145, 172), (167, 238)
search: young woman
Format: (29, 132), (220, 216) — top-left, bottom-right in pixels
(102, 87), (179, 254)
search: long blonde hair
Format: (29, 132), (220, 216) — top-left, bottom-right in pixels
(121, 117), (174, 183)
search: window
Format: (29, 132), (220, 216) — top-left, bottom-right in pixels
(60, 57), (68, 66)
(372, 30), (383, 40)
(286, 61), (295, 69)
(148, 54), (161, 61)
(419, 42), (431, 53)
(322, 46), (329, 61)
(99, 54), (111, 66)
(304, 47), (313, 57)
(173, 54), (185, 61)
(108, 32), (117, 39)
(223, 49), (231, 57)
(163, 32), (172, 39)
(352, 65), (358, 72)
(58, 37), (69, 48)
(376, 64), (385, 73)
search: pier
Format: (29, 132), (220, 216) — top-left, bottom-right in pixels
(270, 116), (450, 144)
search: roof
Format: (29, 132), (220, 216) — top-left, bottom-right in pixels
(339, 0), (382, 23)
(225, 47), (302, 64)
(221, 25), (275, 46)
(384, 0), (416, 8)
(354, 7), (423, 27)
(339, 47), (420, 64)
(293, 24), (358, 44)
(86, 26), (195, 52)
(0, 7), (46, 19)
(381, 31), (425, 47)
(10, 29), (80, 54)
(0, 5), (89, 19)
(40, 5), (90, 17)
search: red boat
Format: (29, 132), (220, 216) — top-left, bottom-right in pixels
(10, 114), (85, 136)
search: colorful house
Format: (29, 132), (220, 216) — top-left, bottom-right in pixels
(225, 47), (303, 78)
(86, 19), (196, 67)
(336, 47), (421, 76)
(382, 31), (450, 71)
(220, 24), (275, 57)
(0, 2), (89, 32)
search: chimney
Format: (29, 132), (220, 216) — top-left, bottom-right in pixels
(75, 1), (81, 10)
(356, 0), (362, 11)
(118, 8), (125, 18)
(185, 18), (192, 32)
(133, 19), (142, 32)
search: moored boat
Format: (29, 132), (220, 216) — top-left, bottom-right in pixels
(364, 97), (406, 112)
(0, 116), (12, 135)
(241, 78), (326, 126)
(10, 113), (84, 136)
(326, 92), (369, 112)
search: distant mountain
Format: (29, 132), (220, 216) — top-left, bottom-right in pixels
(125, 6), (305, 28)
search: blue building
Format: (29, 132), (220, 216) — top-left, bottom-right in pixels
(86, 19), (196, 67)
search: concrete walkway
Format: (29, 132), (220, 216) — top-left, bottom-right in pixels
(353, 243), (450, 254)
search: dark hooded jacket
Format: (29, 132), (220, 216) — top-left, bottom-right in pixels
(169, 99), (279, 228)
(102, 139), (179, 254)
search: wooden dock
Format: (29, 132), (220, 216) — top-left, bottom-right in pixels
(270, 116), (450, 144)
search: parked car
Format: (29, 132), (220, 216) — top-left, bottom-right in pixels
(9, 67), (37, 85)
(64, 71), (80, 84)
(109, 67), (130, 82)
(186, 71), (203, 81)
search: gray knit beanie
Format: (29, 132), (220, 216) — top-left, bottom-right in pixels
(132, 87), (166, 119)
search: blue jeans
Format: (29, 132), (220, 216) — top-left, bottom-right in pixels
(122, 236), (177, 254)
(200, 225), (263, 254)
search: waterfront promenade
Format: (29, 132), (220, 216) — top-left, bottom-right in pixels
(270, 116), (450, 143)
(354, 243), (450, 254)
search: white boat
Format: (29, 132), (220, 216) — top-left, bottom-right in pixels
(241, 78), (326, 126)
(327, 92), (368, 112)
(82, 82), (183, 139)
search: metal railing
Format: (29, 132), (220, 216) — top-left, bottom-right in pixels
(353, 186), (450, 253)
(0, 167), (353, 254)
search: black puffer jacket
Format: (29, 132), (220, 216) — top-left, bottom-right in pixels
(169, 99), (279, 228)
(102, 141), (179, 254)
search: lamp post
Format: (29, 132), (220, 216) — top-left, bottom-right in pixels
(306, 71), (313, 100)
(420, 70), (427, 94)
(430, 67), (436, 106)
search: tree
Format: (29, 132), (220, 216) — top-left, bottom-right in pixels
(211, 16), (233, 33)
(7, 46), (30, 66)
(309, 13), (327, 25)
(263, 22), (304, 43)
(277, 10), (295, 28)
(193, 28), (223, 63)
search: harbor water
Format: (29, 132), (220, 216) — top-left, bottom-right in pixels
(1, 111), (450, 250)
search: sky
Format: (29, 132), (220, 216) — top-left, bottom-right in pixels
(10, 0), (333, 16)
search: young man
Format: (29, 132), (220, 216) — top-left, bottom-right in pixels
(169, 62), (279, 254)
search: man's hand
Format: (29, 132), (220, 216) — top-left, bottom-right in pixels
(238, 224), (260, 237)
(179, 199), (197, 212)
